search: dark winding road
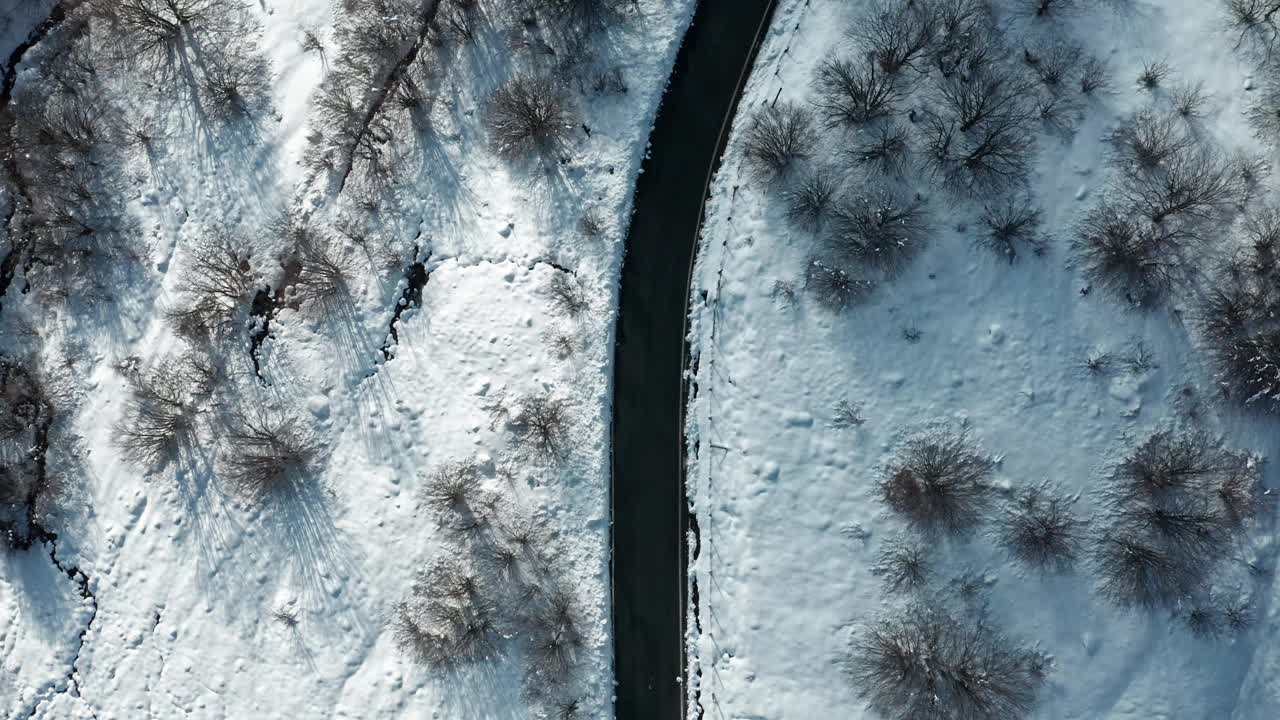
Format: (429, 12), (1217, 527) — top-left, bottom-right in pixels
(611, 1), (778, 718)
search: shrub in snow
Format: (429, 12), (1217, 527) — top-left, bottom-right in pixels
(811, 55), (901, 127)
(742, 102), (816, 184)
(0, 357), (59, 549)
(1091, 431), (1267, 608)
(1079, 55), (1109, 94)
(1224, 0), (1280, 62)
(1195, 208), (1280, 411)
(932, 65), (1035, 136)
(847, 604), (1049, 720)
(784, 169), (840, 231)
(88, 0), (222, 64)
(851, 0), (938, 76)
(200, 50), (271, 123)
(512, 395), (570, 461)
(428, 0), (477, 46)
(578, 208), (607, 239)
(393, 559), (501, 666)
(804, 257), (875, 311)
(1092, 533), (1198, 609)
(994, 483), (1084, 573)
(421, 459), (484, 515)
(851, 123), (912, 176)
(871, 535), (930, 593)
(221, 411), (318, 500)
(828, 190), (930, 278)
(879, 428), (996, 536)
(522, 587), (584, 686)
(548, 273), (589, 316)
(290, 236), (354, 311)
(1021, 40), (1082, 92)
(1069, 201), (1189, 307)
(1109, 108), (1194, 172)
(526, 0), (627, 35)
(114, 353), (216, 469)
(1026, 0), (1080, 18)
(487, 75), (575, 160)
(919, 108), (1034, 193)
(1137, 58), (1172, 89)
(1171, 80), (1210, 119)
(976, 199), (1045, 262)
(830, 399), (866, 429)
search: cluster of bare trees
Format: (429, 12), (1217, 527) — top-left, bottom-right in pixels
(1092, 431), (1265, 626)
(86, 0), (271, 125)
(853, 421), (1269, 714)
(867, 422), (1269, 640)
(1, 15), (132, 304)
(0, 355), (60, 549)
(1197, 206), (1280, 410)
(848, 603), (1049, 720)
(393, 456), (588, 713)
(748, 0), (1113, 310)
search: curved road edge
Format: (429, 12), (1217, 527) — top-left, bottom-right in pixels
(611, 1), (779, 718)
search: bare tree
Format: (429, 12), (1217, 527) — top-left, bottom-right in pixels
(114, 353), (214, 468)
(828, 190), (930, 277)
(511, 395), (570, 461)
(879, 427), (996, 536)
(919, 110), (1034, 193)
(811, 56), (900, 127)
(1070, 201), (1190, 306)
(784, 169), (840, 231)
(851, 0), (939, 75)
(221, 410), (318, 500)
(548, 273), (588, 316)
(487, 75), (575, 160)
(851, 123), (912, 176)
(977, 199), (1045, 261)
(741, 102), (816, 183)
(804, 257), (876, 311)
(1022, 40), (1082, 92)
(1109, 109), (1194, 171)
(848, 604), (1049, 720)
(1225, 0), (1280, 62)
(871, 535), (930, 593)
(994, 483), (1084, 573)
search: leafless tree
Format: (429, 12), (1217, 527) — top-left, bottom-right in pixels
(487, 75), (575, 160)
(784, 169), (840, 231)
(977, 199), (1045, 262)
(114, 353), (215, 468)
(1225, 0), (1280, 62)
(811, 56), (900, 127)
(221, 410), (318, 500)
(828, 190), (930, 277)
(848, 604), (1049, 720)
(872, 535), (930, 593)
(805, 257), (875, 311)
(512, 395), (570, 461)
(548, 273), (588, 316)
(1022, 40), (1081, 92)
(741, 102), (816, 183)
(851, 123), (912, 176)
(919, 110), (1034, 193)
(1137, 58), (1172, 89)
(994, 483), (1084, 573)
(879, 427), (996, 536)
(851, 0), (939, 75)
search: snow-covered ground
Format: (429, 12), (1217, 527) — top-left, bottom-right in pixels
(0, 1), (694, 718)
(687, 0), (1280, 718)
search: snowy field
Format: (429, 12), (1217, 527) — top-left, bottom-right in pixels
(0, 1), (693, 718)
(687, 0), (1280, 718)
